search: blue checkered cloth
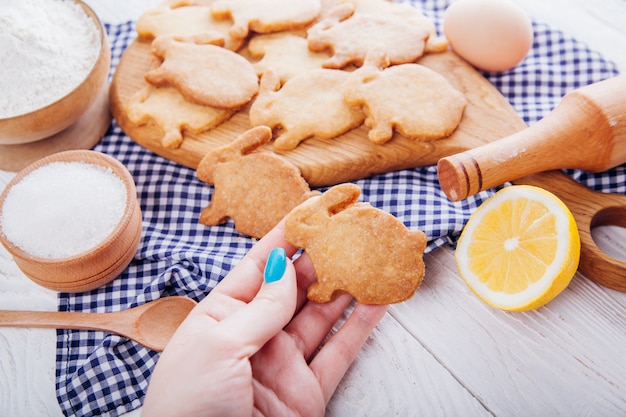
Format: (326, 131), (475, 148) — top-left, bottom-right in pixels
(55, 1), (623, 415)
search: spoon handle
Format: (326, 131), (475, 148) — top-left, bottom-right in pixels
(0, 309), (133, 334)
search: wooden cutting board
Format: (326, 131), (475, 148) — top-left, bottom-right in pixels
(109, 39), (528, 187)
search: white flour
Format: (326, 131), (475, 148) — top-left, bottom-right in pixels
(0, 0), (101, 118)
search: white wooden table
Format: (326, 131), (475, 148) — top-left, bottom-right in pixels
(1, 1), (626, 415)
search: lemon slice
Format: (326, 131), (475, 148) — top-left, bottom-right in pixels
(455, 185), (581, 312)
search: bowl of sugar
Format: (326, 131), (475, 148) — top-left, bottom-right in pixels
(0, 0), (111, 172)
(0, 150), (142, 292)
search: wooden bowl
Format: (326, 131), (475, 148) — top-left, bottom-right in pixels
(0, 150), (142, 292)
(0, 1), (111, 145)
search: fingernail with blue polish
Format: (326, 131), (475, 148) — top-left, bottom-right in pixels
(264, 248), (287, 284)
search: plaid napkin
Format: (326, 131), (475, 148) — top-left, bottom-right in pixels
(55, 1), (622, 415)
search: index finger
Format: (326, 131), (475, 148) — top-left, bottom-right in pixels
(209, 219), (299, 303)
(310, 303), (388, 403)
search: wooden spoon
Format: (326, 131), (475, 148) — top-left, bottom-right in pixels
(0, 296), (197, 352)
(437, 74), (626, 201)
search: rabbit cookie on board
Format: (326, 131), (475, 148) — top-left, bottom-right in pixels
(249, 68), (365, 151)
(196, 126), (319, 238)
(343, 49), (467, 144)
(307, 1), (444, 69)
(284, 183), (427, 304)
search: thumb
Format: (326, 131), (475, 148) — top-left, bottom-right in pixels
(217, 248), (297, 356)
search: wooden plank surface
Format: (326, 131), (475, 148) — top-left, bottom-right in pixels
(390, 253), (626, 416)
(1, 1), (626, 417)
(326, 303), (494, 416)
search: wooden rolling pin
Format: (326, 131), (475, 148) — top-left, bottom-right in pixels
(437, 74), (626, 201)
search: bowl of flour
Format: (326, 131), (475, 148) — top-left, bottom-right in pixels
(0, 0), (110, 144)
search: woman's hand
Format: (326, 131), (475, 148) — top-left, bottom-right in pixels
(142, 220), (387, 417)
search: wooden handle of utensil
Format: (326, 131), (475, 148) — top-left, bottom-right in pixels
(516, 170), (626, 292)
(438, 74), (626, 201)
(0, 310), (123, 331)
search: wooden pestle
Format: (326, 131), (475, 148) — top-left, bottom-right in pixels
(437, 74), (626, 201)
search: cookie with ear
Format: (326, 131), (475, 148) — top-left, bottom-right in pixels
(247, 32), (329, 83)
(145, 36), (258, 109)
(196, 126), (319, 238)
(284, 183), (427, 304)
(210, 0), (321, 41)
(249, 68), (365, 151)
(125, 84), (234, 149)
(135, 3), (243, 50)
(343, 49), (467, 144)
(307, 2), (436, 69)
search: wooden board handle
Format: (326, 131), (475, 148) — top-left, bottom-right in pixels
(438, 74), (626, 201)
(516, 171), (626, 291)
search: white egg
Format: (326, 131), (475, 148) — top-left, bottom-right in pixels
(443, 0), (534, 72)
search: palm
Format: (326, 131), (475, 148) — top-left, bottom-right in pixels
(251, 331), (326, 416)
(247, 249), (386, 417)
(249, 282), (383, 417)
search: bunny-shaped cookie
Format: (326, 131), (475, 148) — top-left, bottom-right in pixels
(249, 68), (365, 150)
(197, 126), (319, 238)
(307, 2), (442, 69)
(285, 183), (426, 304)
(343, 49), (467, 144)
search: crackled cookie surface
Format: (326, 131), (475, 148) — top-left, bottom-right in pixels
(196, 126), (319, 238)
(284, 183), (427, 304)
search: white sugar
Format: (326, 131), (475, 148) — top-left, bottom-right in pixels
(0, 0), (101, 118)
(0, 161), (127, 258)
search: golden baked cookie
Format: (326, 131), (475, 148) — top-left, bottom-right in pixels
(196, 126), (319, 238)
(307, 2), (443, 69)
(135, 3), (243, 50)
(284, 183), (427, 304)
(346, 0), (448, 53)
(343, 49), (467, 144)
(247, 32), (329, 83)
(144, 36), (258, 109)
(211, 0), (321, 41)
(125, 84), (234, 148)
(249, 68), (365, 151)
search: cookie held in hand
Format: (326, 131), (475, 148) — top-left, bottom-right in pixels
(197, 126), (319, 238)
(284, 183), (427, 304)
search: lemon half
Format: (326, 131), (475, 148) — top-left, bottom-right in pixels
(455, 185), (581, 312)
